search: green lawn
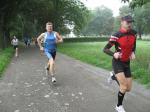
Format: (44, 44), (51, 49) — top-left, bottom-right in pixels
(0, 47), (14, 77)
(58, 41), (150, 87)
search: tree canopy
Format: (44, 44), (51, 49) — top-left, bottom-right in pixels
(1, 0), (150, 49)
(0, 0), (90, 49)
(81, 6), (114, 36)
(122, 0), (150, 8)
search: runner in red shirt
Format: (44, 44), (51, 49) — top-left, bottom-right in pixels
(103, 15), (137, 112)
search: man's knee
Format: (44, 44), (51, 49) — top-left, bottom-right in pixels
(126, 88), (131, 92)
(120, 82), (128, 93)
(49, 58), (54, 65)
(126, 85), (132, 92)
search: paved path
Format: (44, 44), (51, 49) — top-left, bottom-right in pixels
(0, 46), (150, 112)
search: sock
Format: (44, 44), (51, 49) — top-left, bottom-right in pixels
(46, 67), (49, 71)
(46, 64), (49, 70)
(117, 91), (125, 107)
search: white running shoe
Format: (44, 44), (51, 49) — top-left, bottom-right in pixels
(108, 71), (114, 84)
(115, 105), (126, 112)
(52, 77), (56, 83)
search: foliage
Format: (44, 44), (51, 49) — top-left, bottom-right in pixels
(81, 6), (114, 36)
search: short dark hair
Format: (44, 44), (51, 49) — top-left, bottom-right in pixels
(46, 22), (53, 26)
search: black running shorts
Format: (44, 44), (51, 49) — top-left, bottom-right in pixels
(112, 58), (132, 78)
(13, 45), (18, 49)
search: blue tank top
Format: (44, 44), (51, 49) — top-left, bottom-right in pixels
(44, 31), (57, 52)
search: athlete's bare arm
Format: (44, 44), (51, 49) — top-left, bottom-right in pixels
(130, 37), (136, 60)
(37, 33), (45, 50)
(56, 32), (63, 43)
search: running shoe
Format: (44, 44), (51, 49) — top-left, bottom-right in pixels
(115, 105), (126, 112)
(52, 76), (56, 83)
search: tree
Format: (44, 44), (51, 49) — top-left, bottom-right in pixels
(0, 0), (23, 49)
(81, 6), (114, 36)
(0, 0), (90, 49)
(133, 3), (150, 39)
(119, 5), (133, 17)
(121, 0), (150, 8)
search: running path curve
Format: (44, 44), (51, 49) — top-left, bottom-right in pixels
(0, 45), (150, 112)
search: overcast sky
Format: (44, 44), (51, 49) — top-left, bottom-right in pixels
(81, 0), (129, 16)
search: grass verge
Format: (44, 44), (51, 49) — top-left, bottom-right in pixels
(58, 41), (150, 88)
(0, 47), (14, 77)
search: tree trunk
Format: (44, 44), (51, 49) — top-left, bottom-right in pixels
(139, 32), (142, 40)
(5, 28), (11, 47)
(138, 27), (142, 40)
(1, 14), (11, 48)
(0, 13), (5, 49)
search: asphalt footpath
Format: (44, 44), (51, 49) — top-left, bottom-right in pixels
(0, 45), (150, 112)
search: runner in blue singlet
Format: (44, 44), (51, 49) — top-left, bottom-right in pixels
(37, 22), (63, 83)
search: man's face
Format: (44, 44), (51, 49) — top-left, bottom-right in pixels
(121, 20), (132, 30)
(46, 25), (53, 32)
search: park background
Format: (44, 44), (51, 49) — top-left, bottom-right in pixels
(0, 0), (150, 87)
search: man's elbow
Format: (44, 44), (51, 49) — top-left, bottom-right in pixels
(37, 38), (40, 43)
(59, 38), (63, 43)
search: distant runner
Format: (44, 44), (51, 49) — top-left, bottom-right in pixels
(11, 36), (19, 57)
(24, 37), (28, 47)
(37, 22), (63, 83)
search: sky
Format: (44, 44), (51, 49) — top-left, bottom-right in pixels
(81, 0), (129, 16)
